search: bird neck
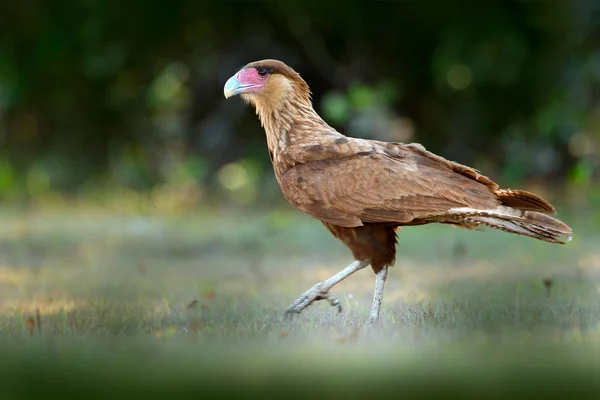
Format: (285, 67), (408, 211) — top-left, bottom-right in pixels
(256, 96), (327, 162)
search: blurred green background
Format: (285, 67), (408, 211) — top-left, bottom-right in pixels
(1, 1), (600, 398)
(1, 0), (599, 208)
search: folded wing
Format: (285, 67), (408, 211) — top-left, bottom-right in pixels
(280, 139), (503, 227)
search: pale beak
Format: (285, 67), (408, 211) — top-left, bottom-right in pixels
(224, 75), (242, 99)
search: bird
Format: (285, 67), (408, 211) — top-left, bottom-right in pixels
(223, 59), (572, 324)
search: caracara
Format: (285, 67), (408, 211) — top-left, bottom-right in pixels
(224, 59), (572, 324)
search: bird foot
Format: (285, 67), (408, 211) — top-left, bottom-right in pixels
(366, 315), (379, 327)
(285, 283), (342, 317)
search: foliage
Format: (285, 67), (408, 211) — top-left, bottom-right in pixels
(1, 1), (599, 201)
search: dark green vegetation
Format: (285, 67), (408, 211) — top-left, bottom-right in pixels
(0, 206), (598, 398)
(1, 1), (599, 201)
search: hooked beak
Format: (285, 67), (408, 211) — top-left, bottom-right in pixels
(224, 76), (243, 99)
(224, 73), (263, 99)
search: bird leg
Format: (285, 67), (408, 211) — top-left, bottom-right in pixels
(367, 266), (388, 325)
(285, 260), (370, 317)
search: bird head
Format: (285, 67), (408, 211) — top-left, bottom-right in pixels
(224, 59), (310, 112)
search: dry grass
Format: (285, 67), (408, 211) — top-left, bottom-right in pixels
(0, 206), (598, 398)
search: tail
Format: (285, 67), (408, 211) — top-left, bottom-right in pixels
(449, 190), (572, 244)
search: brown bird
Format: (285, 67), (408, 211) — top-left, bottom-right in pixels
(224, 59), (572, 324)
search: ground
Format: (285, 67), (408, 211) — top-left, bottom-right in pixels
(0, 203), (598, 398)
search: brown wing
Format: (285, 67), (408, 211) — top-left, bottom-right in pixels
(279, 141), (502, 227)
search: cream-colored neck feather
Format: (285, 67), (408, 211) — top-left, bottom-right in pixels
(243, 75), (328, 164)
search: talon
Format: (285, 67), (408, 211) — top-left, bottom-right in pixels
(284, 305), (301, 316)
(284, 285), (341, 318)
(325, 293), (342, 313)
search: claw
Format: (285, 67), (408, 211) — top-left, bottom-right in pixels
(283, 260), (370, 320)
(326, 293), (342, 313)
(284, 283), (342, 317)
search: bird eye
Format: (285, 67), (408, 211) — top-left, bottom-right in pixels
(257, 67), (268, 77)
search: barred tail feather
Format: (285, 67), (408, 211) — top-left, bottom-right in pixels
(448, 206), (572, 244)
(495, 189), (556, 213)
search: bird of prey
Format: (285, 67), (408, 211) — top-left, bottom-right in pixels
(224, 59), (572, 324)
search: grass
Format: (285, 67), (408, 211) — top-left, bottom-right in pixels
(0, 204), (598, 398)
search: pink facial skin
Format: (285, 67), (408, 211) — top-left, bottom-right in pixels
(235, 68), (267, 93)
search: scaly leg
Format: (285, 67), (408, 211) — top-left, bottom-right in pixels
(285, 260), (370, 316)
(367, 266), (388, 325)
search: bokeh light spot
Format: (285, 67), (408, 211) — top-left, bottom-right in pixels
(218, 163), (248, 191)
(447, 64), (472, 90)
